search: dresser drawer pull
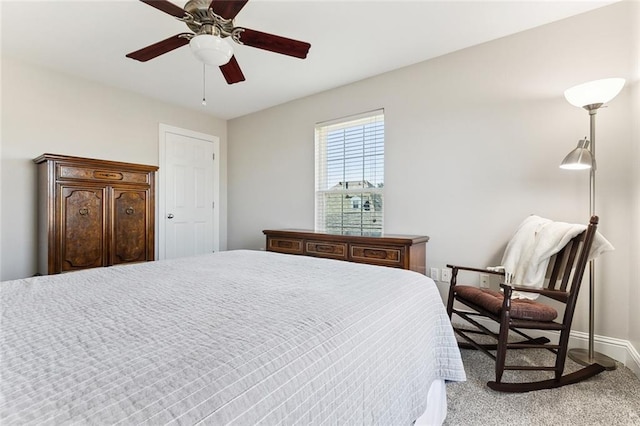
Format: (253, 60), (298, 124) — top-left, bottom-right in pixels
(125, 207), (135, 215)
(79, 208), (89, 216)
(94, 171), (123, 180)
(364, 249), (388, 259)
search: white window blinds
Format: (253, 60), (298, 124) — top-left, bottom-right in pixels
(315, 110), (384, 236)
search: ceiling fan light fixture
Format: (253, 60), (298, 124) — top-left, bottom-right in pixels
(189, 34), (233, 66)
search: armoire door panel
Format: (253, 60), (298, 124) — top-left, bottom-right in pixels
(60, 186), (106, 271)
(112, 188), (149, 264)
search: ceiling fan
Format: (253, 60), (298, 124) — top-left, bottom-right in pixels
(126, 0), (311, 84)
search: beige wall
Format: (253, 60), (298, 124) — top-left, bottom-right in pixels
(228, 1), (637, 348)
(630, 2), (640, 358)
(0, 57), (228, 280)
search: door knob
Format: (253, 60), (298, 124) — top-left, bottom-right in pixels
(167, 213), (174, 219)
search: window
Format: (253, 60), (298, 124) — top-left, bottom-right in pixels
(315, 110), (384, 236)
(351, 196), (361, 210)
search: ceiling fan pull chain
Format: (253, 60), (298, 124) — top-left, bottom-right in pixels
(202, 63), (207, 106)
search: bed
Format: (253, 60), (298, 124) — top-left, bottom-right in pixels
(0, 250), (465, 425)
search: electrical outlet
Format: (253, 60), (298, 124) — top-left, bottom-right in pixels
(441, 268), (451, 283)
(480, 274), (490, 288)
(430, 268), (440, 281)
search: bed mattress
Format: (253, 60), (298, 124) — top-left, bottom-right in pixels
(1, 250), (465, 424)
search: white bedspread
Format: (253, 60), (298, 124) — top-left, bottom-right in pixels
(0, 250), (465, 425)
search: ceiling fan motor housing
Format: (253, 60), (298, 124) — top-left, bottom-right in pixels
(184, 0), (234, 37)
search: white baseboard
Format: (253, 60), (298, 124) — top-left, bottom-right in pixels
(566, 330), (640, 377)
(453, 313), (640, 378)
(628, 342), (640, 377)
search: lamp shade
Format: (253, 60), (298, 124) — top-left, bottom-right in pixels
(560, 138), (594, 170)
(564, 78), (625, 108)
(190, 34), (233, 66)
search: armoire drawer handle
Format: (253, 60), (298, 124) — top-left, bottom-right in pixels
(78, 208), (89, 216)
(125, 207), (135, 215)
(94, 171), (123, 180)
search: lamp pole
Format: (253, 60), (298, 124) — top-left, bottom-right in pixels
(567, 104), (617, 370)
(562, 77), (624, 370)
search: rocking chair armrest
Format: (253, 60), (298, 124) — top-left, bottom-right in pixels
(447, 265), (505, 290)
(499, 283), (570, 303)
(446, 264), (505, 276)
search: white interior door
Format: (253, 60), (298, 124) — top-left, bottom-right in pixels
(158, 124), (220, 260)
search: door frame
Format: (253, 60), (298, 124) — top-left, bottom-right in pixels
(158, 123), (220, 260)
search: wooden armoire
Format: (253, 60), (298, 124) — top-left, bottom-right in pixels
(34, 154), (158, 275)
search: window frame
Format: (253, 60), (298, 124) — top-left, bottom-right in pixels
(314, 109), (384, 236)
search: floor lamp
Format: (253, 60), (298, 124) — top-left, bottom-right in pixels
(560, 77), (625, 371)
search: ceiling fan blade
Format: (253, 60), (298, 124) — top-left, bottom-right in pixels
(219, 56), (245, 84)
(140, 0), (189, 18)
(235, 28), (310, 59)
(126, 34), (191, 62)
(209, 0), (249, 20)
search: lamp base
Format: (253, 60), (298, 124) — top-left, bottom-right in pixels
(568, 348), (617, 370)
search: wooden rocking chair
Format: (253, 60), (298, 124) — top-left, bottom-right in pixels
(446, 216), (606, 392)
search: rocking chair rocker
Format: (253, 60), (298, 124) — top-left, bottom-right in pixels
(446, 216), (606, 392)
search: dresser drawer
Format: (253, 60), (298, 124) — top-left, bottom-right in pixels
(267, 237), (304, 254)
(57, 164), (151, 185)
(350, 245), (404, 267)
(306, 240), (348, 260)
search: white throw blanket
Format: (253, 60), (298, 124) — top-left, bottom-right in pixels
(495, 215), (614, 299)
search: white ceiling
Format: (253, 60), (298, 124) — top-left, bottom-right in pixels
(1, 0), (615, 120)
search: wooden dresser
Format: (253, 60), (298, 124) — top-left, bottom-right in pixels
(34, 154), (158, 275)
(263, 229), (429, 274)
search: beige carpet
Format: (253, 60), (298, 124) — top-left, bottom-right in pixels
(444, 347), (640, 425)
